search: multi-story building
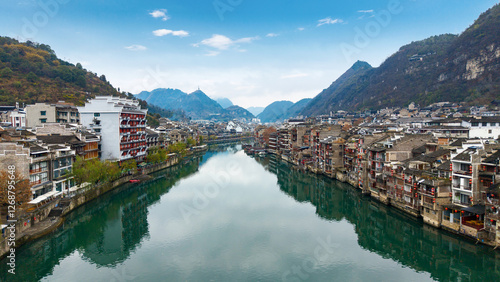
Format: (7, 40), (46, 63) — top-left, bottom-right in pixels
(0, 142), (53, 200)
(463, 117), (500, 139)
(25, 102), (79, 128)
(55, 102), (80, 124)
(49, 144), (75, 194)
(9, 108), (26, 128)
(78, 96), (148, 163)
(268, 132), (278, 154)
(146, 128), (160, 150)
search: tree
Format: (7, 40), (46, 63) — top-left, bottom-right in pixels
(27, 71), (38, 82)
(168, 142), (187, 157)
(121, 159), (137, 174)
(104, 160), (120, 181)
(0, 170), (32, 208)
(72, 157), (121, 186)
(187, 137), (196, 147)
(1, 67), (13, 78)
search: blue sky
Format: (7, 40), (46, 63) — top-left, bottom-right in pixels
(0, 0), (498, 108)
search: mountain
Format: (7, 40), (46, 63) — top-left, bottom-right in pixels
(136, 88), (254, 120)
(222, 105), (255, 120)
(0, 37), (120, 105)
(256, 99), (312, 122)
(285, 98), (312, 118)
(257, 101), (294, 122)
(301, 3), (500, 115)
(247, 106), (265, 116)
(215, 98), (233, 109)
(136, 88), (225, 120)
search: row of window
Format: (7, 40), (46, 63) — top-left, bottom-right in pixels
(471, 122), (499, 127)
(40, 111), (79, 117)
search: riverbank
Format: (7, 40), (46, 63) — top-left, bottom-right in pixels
(0, 147), (208, 259)
(263, 152), (498, 249)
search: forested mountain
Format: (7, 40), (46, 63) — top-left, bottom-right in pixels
(301, 4), (500, 115)
(0, 37), (120, 106)
(257, 99), (311, 122)
(136, 88), (254, 120)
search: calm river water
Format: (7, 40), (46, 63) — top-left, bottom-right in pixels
(1, 145), (500, 281)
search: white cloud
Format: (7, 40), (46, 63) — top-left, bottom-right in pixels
(125, 45), (147, 51)
(280, 73), (309, 79)
(153, 29), (189, 37)
(205, 51), (220, 57)
(317, 17), (344, 27)
(358, 10), (374, 13)
(198, 34), (259, 51)
(150, 9), (169, 21)
(266, 33), (279, 37)
(297, 27), (305, 31)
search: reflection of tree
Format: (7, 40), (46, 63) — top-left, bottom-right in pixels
(0, 155), (204, 281)
(255, 158), (500, 281)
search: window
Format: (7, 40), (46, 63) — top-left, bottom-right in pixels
(489, 130), (492, 134)
(40, 119), (47, 123)
(94, 113), (100, 117)
(40, 111), (46, 116)
(491, 123), (497, 126)
(471, 122), (479, 127)
(482, 122), (488, 126)
(94, 129), (101, 133)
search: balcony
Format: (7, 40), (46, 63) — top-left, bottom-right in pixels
(30, 168), (47, 174)
(453, 185), (471, 191)
(454, 170), (472, 177)
(422, 201), (435, 209)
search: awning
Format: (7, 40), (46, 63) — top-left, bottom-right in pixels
(442, 204), (485, 215)
(462, 205), (485, 215)
(29, 190), (59, 204)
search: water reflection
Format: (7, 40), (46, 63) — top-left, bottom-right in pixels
(1, 147), (500, 281)
(0, 154), (204, 281)
(256, 155), (500, 281)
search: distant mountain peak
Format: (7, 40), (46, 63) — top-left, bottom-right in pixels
(215, 97), (234, 109)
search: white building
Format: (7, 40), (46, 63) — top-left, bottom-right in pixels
(462, 117), (500, 139)
(78, 96), (148, 162)
(9, 109), (26, 128)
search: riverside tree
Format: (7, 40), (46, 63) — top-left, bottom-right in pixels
(0, 170), (31, 208)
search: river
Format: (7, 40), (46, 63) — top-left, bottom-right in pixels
(1, 145), (500, 281)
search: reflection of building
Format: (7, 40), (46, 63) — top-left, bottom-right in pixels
(256, 157), (500, 281)
(83, 188), (149, 266)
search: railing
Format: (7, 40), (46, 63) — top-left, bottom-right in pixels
(422, 201), (434, 209)
(453, 185), (471, 191)
(30, 168), (47, 174)
(454, 170), (472, 176)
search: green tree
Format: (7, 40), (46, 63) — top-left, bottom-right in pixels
(121, 159), (137, 174)
(1, 67), (13, 78)
(187, 137), (196, 147)
(168, 142), (187, 157)
(27, 71), (38, 82)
